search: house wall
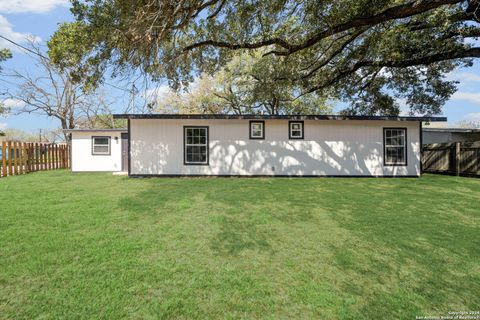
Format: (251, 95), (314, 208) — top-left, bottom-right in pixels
(130, 119), (421, 176)
(71, 131), (123, 172)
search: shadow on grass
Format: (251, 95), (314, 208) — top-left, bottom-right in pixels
(116, 178), (315, 256)
(318, 176), (480, 315)
(209, 215), (272, 255)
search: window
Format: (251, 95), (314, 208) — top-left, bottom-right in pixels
(92, 136), (111, 155)
(250, 121), (265, 139)
(289, 121), (304, 139)
(184, 126), (209, 165)
(384, 128), (407, 166)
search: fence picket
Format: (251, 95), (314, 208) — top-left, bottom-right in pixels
(1, 141), (6, 177)
(41, 144), (46, 171)
(27, 143), (31, 173)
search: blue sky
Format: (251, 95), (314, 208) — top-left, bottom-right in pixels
(0, 0), (479, 133)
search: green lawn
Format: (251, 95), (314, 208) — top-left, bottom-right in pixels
(0, 171), (479, 319)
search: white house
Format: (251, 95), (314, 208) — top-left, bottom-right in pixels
(65, 128), (128, 172)
(112, 114), (446, 177)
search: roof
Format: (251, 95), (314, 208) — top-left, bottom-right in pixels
(113, 114), (447, 122)
(63, 128), (127, 133)
(422, 128), (480, 133)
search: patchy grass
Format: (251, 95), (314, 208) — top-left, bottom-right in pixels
(0, 171), (478, 319)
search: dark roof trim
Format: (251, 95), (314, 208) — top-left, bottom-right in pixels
(63, 128), (127, 133)
(113, 114), (447, 122)
(423, 128), (480, 133)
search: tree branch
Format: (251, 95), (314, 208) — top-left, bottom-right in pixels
(183, 0), (464, 54)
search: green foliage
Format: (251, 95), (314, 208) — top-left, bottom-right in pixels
(0, 48), (11, 67)
(0, 48), (12, 115)
(48, 22), (102, 90)
(1, 171), (479, 318)
(52, 0), (480, 115)
(154, 52), (332, 115)
(85, 114), (127, 129)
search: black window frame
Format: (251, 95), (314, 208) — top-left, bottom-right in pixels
(183, 126), (209, 166)
(383, 127), (407, 166)
(249, 120), (265, 140)
(289, 121), (304, 140)
(91, 136), (111, 156)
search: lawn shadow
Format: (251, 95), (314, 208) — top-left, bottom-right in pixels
(209, 215), (272, 256)
(204, 179), (316, 256)
(318, 177), (480, 314)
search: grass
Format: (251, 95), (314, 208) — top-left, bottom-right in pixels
(0, 171), (479, 319)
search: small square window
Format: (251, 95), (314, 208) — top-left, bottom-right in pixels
(250, 121), (265, 139)
(92, 136), (111, 155)
(289, 121), (304, 139)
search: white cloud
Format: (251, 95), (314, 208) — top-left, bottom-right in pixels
(1, 98), (25, 109)
(447, 71), (480, 83)
(451, 92), (480, 104)
(0, 0), (68, 14)
(0, 15), (41, 51)
(0, 122), (7, 130)
(144, 85), (172, 99)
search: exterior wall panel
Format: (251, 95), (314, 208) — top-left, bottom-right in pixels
(71, 131), (123, 172)
(130, 119), (421, 176)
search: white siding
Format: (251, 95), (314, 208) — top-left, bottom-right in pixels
(71, 131), (123, 172)
(130, 119), (421, 176)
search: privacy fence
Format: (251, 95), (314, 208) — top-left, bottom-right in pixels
(422, 142), (480, 177)
(0, 141), (70, 178)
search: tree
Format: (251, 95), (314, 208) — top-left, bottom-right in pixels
(1, 128), (39, 142)
(49, 0), (480, 116)
(5, 41), (112, 140)
(212, 51), (332, 114)
(0, 48), (12, 116)
(456, 119), (480, 128)
(153, 52), (332, 115)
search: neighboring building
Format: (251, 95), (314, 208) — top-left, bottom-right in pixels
(111, 114), (445, 177)
(65, 128), (128, 172)
(422, 128), (480, 145)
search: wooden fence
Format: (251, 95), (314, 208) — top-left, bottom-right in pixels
(422, 141), (480, 177)
(0, 141), (70, 178)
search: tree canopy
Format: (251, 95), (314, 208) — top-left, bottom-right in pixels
(0, 48), (12, 116)
(153, 52), (332, 115)
(49, 0), (480, 115)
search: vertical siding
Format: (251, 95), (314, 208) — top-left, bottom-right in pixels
(71, 132), (123, 172)
(130, 119), (420, 176)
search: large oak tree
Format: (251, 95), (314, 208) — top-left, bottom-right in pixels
(49, 0), (480, 115)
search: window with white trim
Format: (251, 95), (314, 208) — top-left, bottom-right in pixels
(92, 136), (111, 155)
(289, 121), (304, 139)
(184, 127), (208, 165)
(384, 128), (406, 165)
(250, 121), (264, 139)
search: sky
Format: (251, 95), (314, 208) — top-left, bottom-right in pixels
(0, 0), (479, 134)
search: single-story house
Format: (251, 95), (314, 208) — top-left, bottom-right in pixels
(422, 127), (480, 145)
(107, 114), (445, 177)
(65, 128), (128, 172)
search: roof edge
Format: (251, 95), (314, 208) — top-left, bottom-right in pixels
(423, 128), (480, 132)
(63, 128), (127, 133)
(113, 114), (447, 122)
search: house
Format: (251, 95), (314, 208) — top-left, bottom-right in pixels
(111, 114), (446, 177)
(64, 128), (128, 172)
(422, 128), (480, 145)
